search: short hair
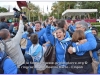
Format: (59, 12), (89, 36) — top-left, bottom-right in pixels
(53, 22), (56, 27)
(58, 19), (66, 28)
(35, 21), (41, 25)
(56, 27), (65, 33)
(55, 19), (59, 24)
(30, 34), (38, 44)
(0, 29), (9, 40)
(72, 30), (85, 42)
(27, 27), (33, 37)
(91, 28), (98, 35)
(1, 16), (5, 22)
(75, 20), (89, 31)
(24, 26), (27, 31)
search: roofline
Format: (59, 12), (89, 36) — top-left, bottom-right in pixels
(62, 9), (98, 16)
(0, 12), (14, 17)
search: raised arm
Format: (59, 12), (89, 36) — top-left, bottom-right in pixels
(46, 17), (55, 45)
(12, 15), (24, 44)
(74, 32), (97, 52)
(36, 28), (46, 39)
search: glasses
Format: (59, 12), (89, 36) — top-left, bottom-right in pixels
(76, 26), (82, 29)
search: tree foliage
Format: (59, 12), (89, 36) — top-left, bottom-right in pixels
(50, 1), (100, 19)
(50, 1), (76, 19)
(80, 1), (100, 18)
(22, 2), (43, 21)
(0, 7), (8, 13)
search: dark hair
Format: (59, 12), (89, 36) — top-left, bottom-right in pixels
(1, 16), (5, 22)
(43, 22), (46, 28)
(27, 27), (33, 37)
(91, 28), (98, 35)
(58, 19), (66, 28)
(35, 21), (41, 25)
(53, 22), (56, 27)
(32, 22), (35, 26)
(30, 34), (38, 44)
(55, 19), (59, 24)
(24, 25), (27, 31)
(72, 30), (85, 42)
(56, 27), (65, 33)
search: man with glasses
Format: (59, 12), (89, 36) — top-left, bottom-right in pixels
(68, 20), (97, 55)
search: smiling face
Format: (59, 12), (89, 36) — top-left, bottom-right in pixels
(76, 24), (85, 32)
(35, 23), (41, 31)
(56, 28), (65, 41)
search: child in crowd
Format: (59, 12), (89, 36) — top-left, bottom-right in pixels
(29, 34), (49, 74)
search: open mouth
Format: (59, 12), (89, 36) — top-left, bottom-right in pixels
(57, 36), (62, 39)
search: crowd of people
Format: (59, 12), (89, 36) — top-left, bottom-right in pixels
(0, 15), (100, 74)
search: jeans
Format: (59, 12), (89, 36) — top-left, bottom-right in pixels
(33, 68), (37, 74)
(24, 53), (33, 74)
(51, 68), (73, 74)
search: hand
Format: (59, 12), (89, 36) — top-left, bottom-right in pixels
(7, 56), (11, 58)
(20, 15), (23, 20)
(52, 32), (57, 38)
(78, 39), (87, 44)
(42, 44), (47, 50)
(68, 47), (74, 54)
(48, 17), (53, 24)
(30, 23), (33, 27)
(42, 43), (46, 47)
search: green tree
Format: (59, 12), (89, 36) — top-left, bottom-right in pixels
(0, 7), (8, 13)
(50, 1), (76, 19)
(22, 2), (42, 21)
(79, 1), (100, 18)
(43, 13), (48, 20)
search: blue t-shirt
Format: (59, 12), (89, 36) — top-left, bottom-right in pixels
(3, 58), (17, 74)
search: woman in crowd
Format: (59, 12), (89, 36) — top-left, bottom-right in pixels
(46, 17), (72, 74)
(66, 30), (93, 74)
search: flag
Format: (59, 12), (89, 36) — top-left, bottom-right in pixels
(17, 1), (30, 10)
(47, 6), (48, 11)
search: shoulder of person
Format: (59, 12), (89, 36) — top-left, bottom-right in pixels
(3, 58), (16, 68)
(38, 44), (42, 49)
(3, 58), (17, 74)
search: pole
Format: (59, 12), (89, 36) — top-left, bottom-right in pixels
(43, 6), (44, 21)
(28, 11), (30, 21)
(58, 10), (59, 19)
(58, 7), (59, 19)
(38, 12), (39, 21)
(43, 15), (44, 21)
(29, 1), (31, 21)
(64, 2), (65, 19)
(33, 12), (34, 22)
(96, 12), (97, 19)
(56, 2), (59, 19)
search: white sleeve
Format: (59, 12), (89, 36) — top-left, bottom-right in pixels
(12, 20), (24, 45)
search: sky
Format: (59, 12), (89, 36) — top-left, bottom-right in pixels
(0, 1), (55, 14)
